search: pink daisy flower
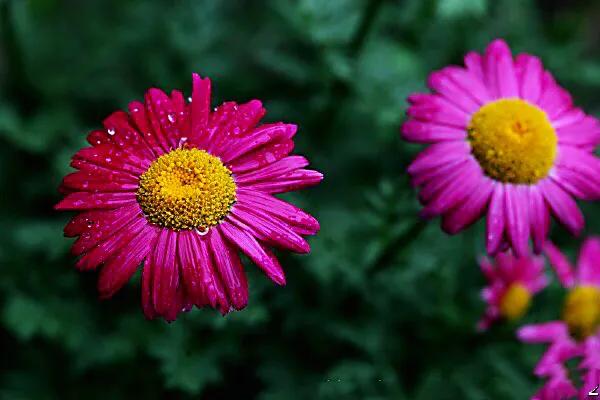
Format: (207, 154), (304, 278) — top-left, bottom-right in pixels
(478, 251), (547, 331)
(402, 39), (600, 257)
(55, 73), (323, 321)
(517, 238), (600, 399)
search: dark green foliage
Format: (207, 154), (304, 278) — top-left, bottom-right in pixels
(1, 0), (599, 398)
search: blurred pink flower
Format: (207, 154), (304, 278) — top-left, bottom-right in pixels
(518, 237), (600, 399)
(402, 39), (600, 257)
(478, 252), (547, 331)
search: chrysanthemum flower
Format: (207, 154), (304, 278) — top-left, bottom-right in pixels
(517, 238), (600, 399)
(402, 39), (600, 257)
(478, 252), (547, 331)
(55, 73), (323, 321)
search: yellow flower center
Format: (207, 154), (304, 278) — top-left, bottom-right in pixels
(468, 99), (557, 184)
(499, 283), (532, 320)
(136, 148), (236, 231)
(563, 285), (600, 339)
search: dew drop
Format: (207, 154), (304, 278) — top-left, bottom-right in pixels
(86, 220), (94, 228)
(105, 157), (112, 162)
(167, 114), (176, 123)
(195, 227), (209, 236)
(187, 96), (192, 103)
(107, 128), (116, 136)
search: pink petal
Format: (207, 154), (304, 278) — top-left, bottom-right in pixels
(189, 73), (211, 147)
(505, 185), (531, 258)
(207, 100), (266, 155)
(539, 179), (584, 236)
(441, 177), (493, 234)
(70, 203), (141, 255)
(556, 116), (600, 149)
(102, 110), (155, 160)
(576, 237), (600, 287)
(55, 191), (137, 211)
(427, 68), (481, 113)
(209, 228), (249, 310)
(235, 155), (308, 184)
(529, 186), (550, 254)
(150, 229), (181, 321)
(492, 40), (519, 97)
(61, 171), (138, 193)
(228, 205), (310, 254)
(544, 241), (576, 288)
(220, 123), (296, 164)
(401, 119), (466, 143)
(236, 189), (319, 235)
(515, 54), (543, 104)
(406, 141), (471, 175)
(76, 216), (147, 271)
(180, 231), (230, 313)
(97, 223), (158, 299)
(228, 139), (295, 174)
(128, 101), (165, 156)
(406, 96), (469, 128)
(517, 322), (570, 343)
(486, 184), (506, 255)
(419, 163), (482, 218)
(220, 222), (286, 285)
(246, 169), (323, 194)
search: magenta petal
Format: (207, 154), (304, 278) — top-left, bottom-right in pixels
(517, 321), (570, 343)
(55, 192), (137, 211)
(464, 51), (485, 82)
(486, 184), (505, 255)
(419, 164), (481, 218)
(220, 222), (286, 286)
(515, 54), (543, 104)
(539, 179), (584, 236)
(246, 169), (323, 194)
(228, 139), (295, 174)
(505, 185), (530, 258)
(189, 73), (211, 147)
(76, 216), (146, 271)
(401, 119), (466, 143)
(71, 203), (141, 255)
(236, 189), (319, 235)
(235, 155), (308, 184)
(544, 241), (576, 288)
(576, 237), (600, 287)
(97, 223), (158, 299)
(427, 68), (481, 113)
(209, 229), (249, 310)
(149, 229), (180, 321)
(228, 205), (310, 254)
(407, 141), (470, 176)
(102, 111), (155, 160)
(61, 171), (138, 193)
(442, 177), (493, 234)
(493, 40), (519, 97)
(220, 123), (295, 164)
(128, 100), (165, 156)
(177, 231), (208, 307)
(529, 186), (550, 254)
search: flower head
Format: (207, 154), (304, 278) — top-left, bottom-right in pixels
(402, 39), (600, 257)
(478, 252), (547, 330)
(517, 238), (600, 398)
(56, 73), (323, 321)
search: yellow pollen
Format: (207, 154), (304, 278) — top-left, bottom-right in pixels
(136, 148), (236, 231)
(468, 99), (557, 184)
(563, 285), (600, 339)
(499, 283), (532, 320)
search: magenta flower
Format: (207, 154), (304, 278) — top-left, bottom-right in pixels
(56, 73), (323, 321)
(402, 39), (600, 257)
(478, 252), (547, 331)
(518, 238), (600, 399)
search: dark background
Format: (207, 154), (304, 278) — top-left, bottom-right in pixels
(1, 0), (600, 398)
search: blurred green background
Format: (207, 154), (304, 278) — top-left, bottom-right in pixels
(1, 0), (600, 398)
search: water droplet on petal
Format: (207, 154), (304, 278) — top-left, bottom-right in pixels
(187, 96), (192, 103)
(195, 227), (209, 236)
(107, 128), (116, 136)
(86, 220), (94, 227)
(167, 114), (175, 123)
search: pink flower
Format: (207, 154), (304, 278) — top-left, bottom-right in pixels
(517, 238), (600, 398)
(478, 252), (547, 331)
(56, 73), (323, 321)
(402, 39), (600, 257)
